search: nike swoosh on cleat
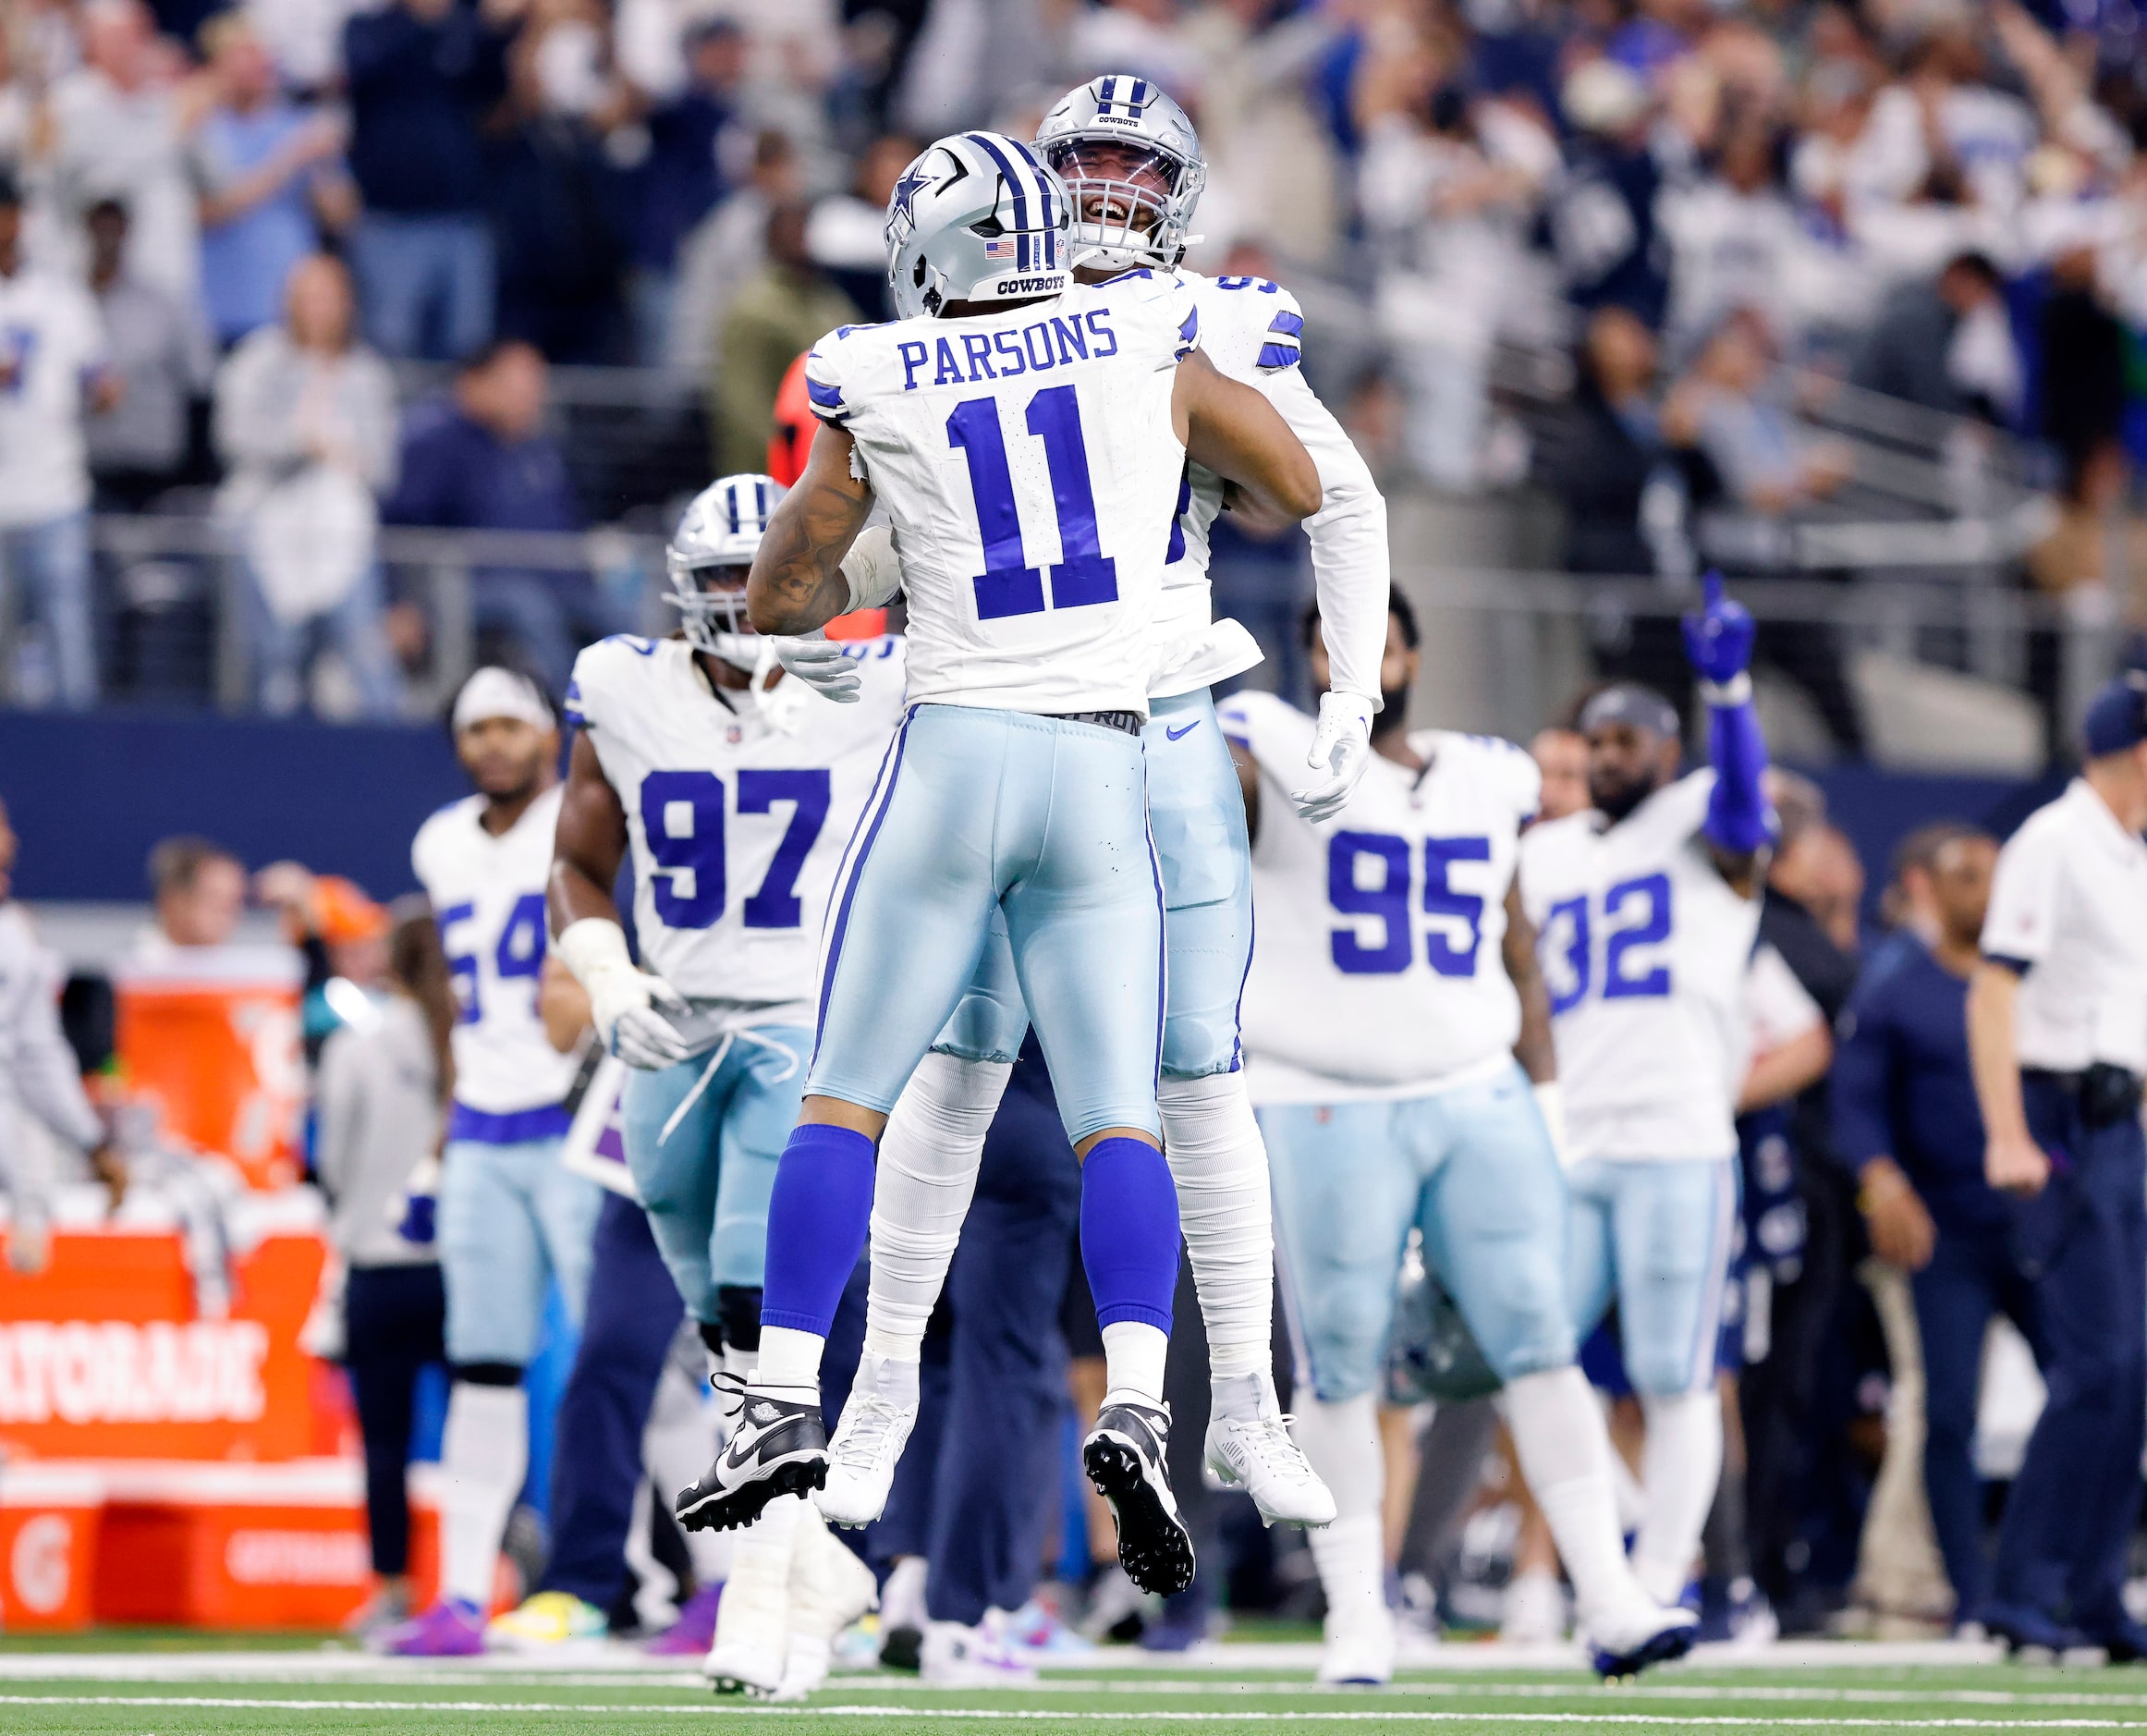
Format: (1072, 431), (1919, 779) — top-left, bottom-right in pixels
(1165, 721), (1201, 740)
(722, 1414), (822, 1473)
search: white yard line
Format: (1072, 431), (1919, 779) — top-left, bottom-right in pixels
(3, 1693), (2147, 1727)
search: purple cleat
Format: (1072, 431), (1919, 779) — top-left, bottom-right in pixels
(640, 1589), (726, 1658)
(646, 1584), (724, 1657)
(372, 1596), (487, 1657)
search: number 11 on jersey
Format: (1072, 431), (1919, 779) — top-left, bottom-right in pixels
(947, 384), (1117, 619)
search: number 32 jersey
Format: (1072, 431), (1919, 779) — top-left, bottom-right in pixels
(804, 271), (1195, 717)
(1517, 771), (1761, 1165)
(1225, 692), (1540, 1101)
(567, 634), (908, 1018)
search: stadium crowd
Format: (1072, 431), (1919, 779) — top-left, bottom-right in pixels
(0, 0), (2142, 725)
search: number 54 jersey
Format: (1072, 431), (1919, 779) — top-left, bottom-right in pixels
(566, 634), (909, 1016)
(1224, 693), (1541, 1101)
(804, 270), (1195, 717)
(1517, 771), (1762, 1165)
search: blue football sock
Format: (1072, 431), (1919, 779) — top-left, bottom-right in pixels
(1080, 1135), (1181, 1334)
(760, 1122), (876, 1339)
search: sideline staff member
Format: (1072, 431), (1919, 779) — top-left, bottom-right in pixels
(1968, 672), (2147, 1659)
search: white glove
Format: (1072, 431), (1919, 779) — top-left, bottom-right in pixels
(839, 523), (903, 612)
(1288, 690), (1376, 824)
(555, 918), (695, 1070)
(772, 633), (862, 703)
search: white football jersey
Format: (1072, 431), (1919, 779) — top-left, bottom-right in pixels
(0, 266), (105, 526)
(803, 271), (1194, 716)
(1518, 772), (1761, 1164)
(411, 782), (579, 1123)
(1224, 692), (1541, 1101)
(565, 633), (909, 1018)
(1158, 271), (1386, 707)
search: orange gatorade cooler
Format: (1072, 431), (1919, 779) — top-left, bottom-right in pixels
(113, 945), (306, 1190)
(0, 1463), (104, 1630)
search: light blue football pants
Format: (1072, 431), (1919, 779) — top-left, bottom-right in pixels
(1262, 1059), (1578, 1403)
(933, 687), (1250, 1081)
(439, 1134), (603, 1366)
(806, 703), (1165, 1144)
(1566, 1154), (1739, 1397)
(620, 1025), (810, 1324)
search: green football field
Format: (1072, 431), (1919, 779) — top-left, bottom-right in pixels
(5, 1637), (2147, 1736)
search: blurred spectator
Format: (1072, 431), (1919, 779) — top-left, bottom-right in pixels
(317, 898), (453, 1639)
(193, 12), (357, 348)
(84, 197), (213, 511)
(2036, 245), (2129, 511)
(1667, 312), (1850, 520)
(1547, 60), (1669, 330)
(213, 252), (402, 718)
(1833, 822), (2015, 1632)
(1851, 253), (2019, 424)
(1528, 724), (1589, 821)
(807, 130), (920, 323)
(0, 173), (112, 709)
(625, 17), (747, 363)
(489, 0), (635, 363)
(670, 127), (798, 373)
(1659, 111), (1809, 362)
(1360, 85), (1555, 488)
(1536, 306), (1680, 578)
(343, 0), (516, 361)
(711, 199), (860, 477)
(143, 835), (247, 952)
(385, 338), (616, 693)
(44, 0), (200, 307)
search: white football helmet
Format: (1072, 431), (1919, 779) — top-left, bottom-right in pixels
(665, 472), (783, 672)
(884, 130), (1072, 320)
(1034, 75), (1205, 275)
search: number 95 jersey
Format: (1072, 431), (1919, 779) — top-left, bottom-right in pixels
(566, 634), (909, 1012)
(1225, 693), (1540, 1100)
(803, 271), (1195, 717)
(1517, 771), (1762, 1165)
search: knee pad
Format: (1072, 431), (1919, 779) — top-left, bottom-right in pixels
(716, 1285), (762, 1353)
(452, 1361), (524, 1388)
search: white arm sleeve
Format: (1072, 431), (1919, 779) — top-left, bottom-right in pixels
(1259, 364), (1390, 708)
(6, 954), (103, 1153)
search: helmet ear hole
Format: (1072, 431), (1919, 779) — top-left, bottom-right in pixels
(912, 258), (927, 287)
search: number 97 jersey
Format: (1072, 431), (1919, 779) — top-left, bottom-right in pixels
(566, 634), (909, 1009)
(1516, 771), (1762, 1165)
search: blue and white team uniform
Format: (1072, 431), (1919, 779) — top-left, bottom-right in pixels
(412, 786), (600, 1367)
(565, 633), (909, 1322)
(1519, 771), (1758, 1398)
(799, 268), (1196, 1141)
(1221, 696), (1567, 1398)
(935, 265), (1388, 1082)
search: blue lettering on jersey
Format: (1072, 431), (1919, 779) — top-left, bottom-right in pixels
(1020, 322), (1055, 372)
(993, 330), (1028, 378)
(1051, 315), (1090, 365)
(898, 340), (930, 390)
(640, 768), (833, 932)
(438, 892), (547, 1024)
(933, 338), (964, 386)
(1085, 310), (1118, 357)
(1539, 874), (1675, 1013)
(960, 332), (997, 380)
(1328, 833), (1493, 977)
(1214, 275), (1279, 293)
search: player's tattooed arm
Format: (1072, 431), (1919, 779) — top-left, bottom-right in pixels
(548, 733), (631, 935)
(747, 421), (875, 635)
(1173, 348), (1323, 525)
(1227, 736), (1262, 844)
(1502, 880), (1557, 1084)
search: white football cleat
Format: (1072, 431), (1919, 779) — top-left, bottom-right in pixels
(702, 1495), (798, 1695)
(1317, 1603), (1397, 1686)
(1202, 1371), (1336, 1529)
(921, 1612), (1039, 1687)
(817, 1351), (921, 1528)
(1501, 1570), (1569, 1644)
(768, 1505), (879, 1702)
(1584, 1598), (1699, 1680)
